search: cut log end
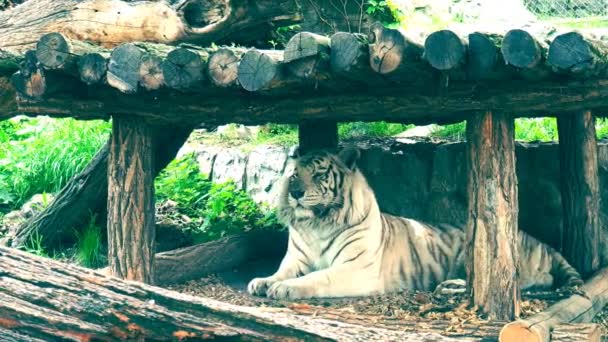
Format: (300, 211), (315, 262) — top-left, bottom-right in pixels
(78, 53), (107, 85)
(424, 30), (466, 71)
(284, 32), (330, 63)
(11, 51), (46, 99)
(499, 322), (543, 342)
(35, 32), (69, 69)
(107, 44), (144, 94)
(207, 48), (240, 87)
(139, 54), (164, 91)
(502, 29), (543, 69)
(369, 26), (405, 74)
(161, 48), (204, 90)
(330, 32), (365, 73)
(548, 32), (593, 73)
(237, 49), (280, 92)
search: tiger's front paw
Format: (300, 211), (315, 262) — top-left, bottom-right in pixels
(266, 280), (315, 300)
(247, 277), (278, 296)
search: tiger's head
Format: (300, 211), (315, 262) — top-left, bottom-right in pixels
(280, 147), (361, 220)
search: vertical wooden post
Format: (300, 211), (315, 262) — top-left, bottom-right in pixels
(298, 120), (338, 154)
(466, 111), (520, 320)
(107, 115), (156, 284)
(557, 111), (600, 277)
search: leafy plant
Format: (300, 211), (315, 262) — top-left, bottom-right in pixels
(339, 121), (413, 139)
(0, 117), (110, 211)
(75, 213), (106, 268)
(22, 229), (47, 257)
(366, 0), (404, 27)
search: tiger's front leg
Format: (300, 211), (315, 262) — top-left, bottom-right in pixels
(266, 262), (381, 300)
(247, 251), (308, 296)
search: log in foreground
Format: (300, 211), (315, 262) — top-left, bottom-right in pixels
(0, 247), (467, 342)
(499, 267), (608, 342)
(501, 29), (550, 80)
(466, 111), (520, 321)
(107, 115), (155, 284)
(3, 125), (193, 250)
(557, 110), (601, 277)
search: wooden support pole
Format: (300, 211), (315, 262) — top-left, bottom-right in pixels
(466, 111), (520, 321)
(107, 115), (155, 284)
(298, 121), (338, 154)
(557, 110), (601, 277)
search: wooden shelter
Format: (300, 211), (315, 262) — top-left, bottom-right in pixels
(0, 1), (607, 339)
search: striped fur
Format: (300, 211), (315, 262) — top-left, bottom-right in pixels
(247, 148), (583, 299)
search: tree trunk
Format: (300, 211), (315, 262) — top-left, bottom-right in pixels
(499, 267), (608, 342)
(557, 110), (601, 277)
(298, 120), (338, 154)
(107, 115), (156, 284)
(0, 0), (302, 54)
(0, 246), (468, 342)
(466, 111), (520, 321)
(2, 125), (193, 250)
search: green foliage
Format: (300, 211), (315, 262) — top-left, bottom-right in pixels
(515, 118), (558, 141)
(0, 117), (110, 211)
(430, 122), (467, 140)
(75, 214), (106, 268)
(339, 121), (413, 139)
(596, 118), (608, 139)
(22, 229), (47, 258)
(366, 0), (404, 27)
(155, 154), (283, 243)
(255, 124), (299, 146)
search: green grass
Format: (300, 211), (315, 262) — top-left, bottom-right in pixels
(0, 117), (110, 211)
(75, 214), (106, 268)
(22, 229), (48, 257)
(339, 122), (413, 139)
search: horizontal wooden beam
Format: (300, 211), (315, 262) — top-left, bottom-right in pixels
(3, 75), (608, 125)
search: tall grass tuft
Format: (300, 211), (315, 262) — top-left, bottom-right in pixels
(0, 117), (110, 210)
(75, 213), (106, 268)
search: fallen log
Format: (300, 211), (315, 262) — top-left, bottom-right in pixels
(466, 32), (511, 81)
(2, 125), (194, 249)
(330, 32), (383, 84)
(423, 30), (467, 72)
(499, 267), (608, 342)
(0, 246), (466, 341)
(0, 0), (302, 54)
(35, 32), (106, 74)
(284, 32), (331, 80)
(162, 47), (209, 90)
(207, 47), (246, 88)
(155, 230), (288, 285)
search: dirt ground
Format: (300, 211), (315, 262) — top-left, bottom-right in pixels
(168, 259), (607, 340)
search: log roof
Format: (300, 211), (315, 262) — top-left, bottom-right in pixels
(1, 25), (608, 125)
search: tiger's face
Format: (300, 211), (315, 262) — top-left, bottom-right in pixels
(285, 148), (360, 218)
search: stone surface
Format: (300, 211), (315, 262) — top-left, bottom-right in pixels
(183, 138), (608, 250)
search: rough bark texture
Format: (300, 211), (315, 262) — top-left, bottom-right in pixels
(107, 115), (155, 284)
(10, 50), (45, 99)
(155, 230), (288, 285)
(550, 324), (600, 342)
(499, 267), (608, 342)
(0, 246), (470, 342)
(2, 125), (193, 249)
(7, 75), (608, 126)
(557, 111), (601, 277)
(0, 0), (301, 54)
(466, 111), (520, 321)
(298, 120), (338, 154)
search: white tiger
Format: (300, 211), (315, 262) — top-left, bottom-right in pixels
(248, 147), (583, 299)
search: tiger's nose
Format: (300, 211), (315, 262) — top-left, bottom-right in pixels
(290, 190), (305, 200)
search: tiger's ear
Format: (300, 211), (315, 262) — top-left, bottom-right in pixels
(338, 147), (360, 170)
